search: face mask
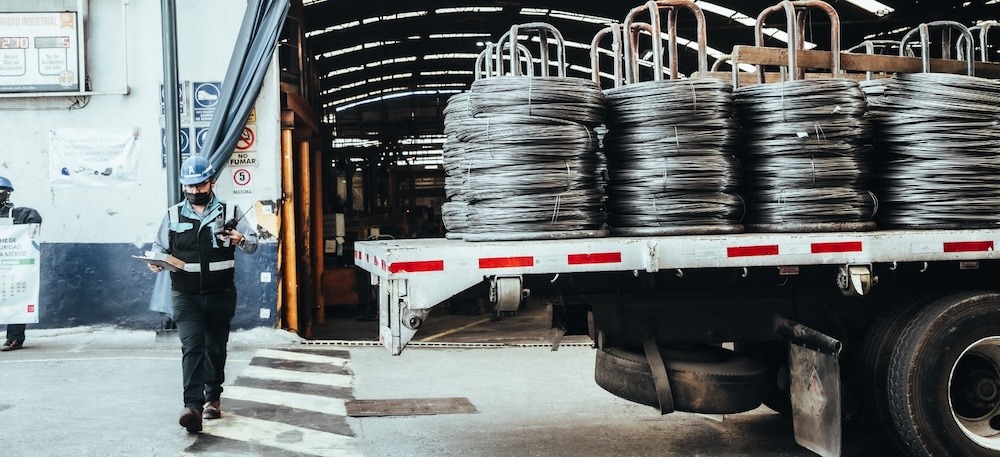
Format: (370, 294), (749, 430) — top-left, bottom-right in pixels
(185, 191), (212, 205)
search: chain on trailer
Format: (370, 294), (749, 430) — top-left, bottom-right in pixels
(868, 22), (1000, 229)
(441, 22), (609, 243)
(732, 0), (876, 233)
(599, 1), (744, 236)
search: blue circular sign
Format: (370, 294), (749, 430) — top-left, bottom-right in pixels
(194, 83), (221, 109)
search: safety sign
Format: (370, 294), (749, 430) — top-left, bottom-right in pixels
(236, 125), (256, 151)
(160, 127), (192, 168)
(232, 168), (253, 196)
(194, 127), (209, 155)
(0, 12), (81, 93)
(193, 81), (221, 122)
(233, 168), (251, 186)
(159, 83), (186, 119)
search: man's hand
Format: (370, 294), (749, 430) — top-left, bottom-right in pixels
(147, 263), (163, 273)
(220, 229), (244, 246)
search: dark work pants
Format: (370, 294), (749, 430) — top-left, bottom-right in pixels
(6, 324), (26, 342)
(171, 289), (237, 409)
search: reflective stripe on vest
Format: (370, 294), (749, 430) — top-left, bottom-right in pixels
(181, 259), (235, 273)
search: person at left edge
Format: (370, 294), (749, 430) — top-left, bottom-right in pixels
(146, 156), (258, 433)
(0, 176), (42, 352)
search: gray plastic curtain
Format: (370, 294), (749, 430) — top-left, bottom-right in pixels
(201, 0), (291, 178)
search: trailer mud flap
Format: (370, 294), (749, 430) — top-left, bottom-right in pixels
(789, 343), (841, 457)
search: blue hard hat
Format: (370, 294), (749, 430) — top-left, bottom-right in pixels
(178, 156), (215, 185)
(0, 176), (12, 192)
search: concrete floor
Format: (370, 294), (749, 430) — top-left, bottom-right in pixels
(0, 303), (900, 456)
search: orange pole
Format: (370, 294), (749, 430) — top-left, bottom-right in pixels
(280, 127), (299, 333)
(298, 139), (313, 338)
(312, 150), (326, 324)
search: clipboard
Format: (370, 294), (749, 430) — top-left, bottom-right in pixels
(133, 251), (185, 272)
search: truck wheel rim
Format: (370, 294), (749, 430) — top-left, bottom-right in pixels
(950, 336), (1000, 450)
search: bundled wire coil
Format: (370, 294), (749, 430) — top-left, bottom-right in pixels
(733, 78), (876, 231)
(868, 72), (1000, 228)
(441, 201), (470, 237)
(469, 76), (608, 126)
(603, 77), (745, 235)
(465, 190), (605, 234)
(441, 77), (608, 240)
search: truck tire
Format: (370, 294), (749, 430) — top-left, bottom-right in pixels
(858, 293), (944, 451)
(595, 344), (769, 414)
(887, 291), (1000, 457)
(735, 341), (792, 416)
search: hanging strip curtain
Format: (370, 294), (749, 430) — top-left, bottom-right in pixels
(202, 0), (291, 178)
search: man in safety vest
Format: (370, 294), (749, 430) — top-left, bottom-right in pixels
(0, 176), (42, 352)
(147, 156), (258, 433)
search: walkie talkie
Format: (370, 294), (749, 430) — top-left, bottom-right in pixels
(216, 207), (249, 247)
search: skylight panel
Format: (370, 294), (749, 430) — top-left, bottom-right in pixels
(435, 7), (503, 14)
(843, 0), (894, 16)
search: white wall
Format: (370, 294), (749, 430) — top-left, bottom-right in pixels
(0, 0), (281, 245)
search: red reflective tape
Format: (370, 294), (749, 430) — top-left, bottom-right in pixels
(388, 260), (444, 273)
(944, 241), (994, 253)
(479, 256), (534, 268)
(727, 245), (779, 257)
(568, 252), (622, 265)
(811, 241), (862, 254)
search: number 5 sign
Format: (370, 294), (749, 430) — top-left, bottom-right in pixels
(233, 168), (251, 187)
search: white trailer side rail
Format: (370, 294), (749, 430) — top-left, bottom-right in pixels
(355, 229), (1000, 353)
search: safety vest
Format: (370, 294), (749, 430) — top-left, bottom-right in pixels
(167, 202), (237, 294)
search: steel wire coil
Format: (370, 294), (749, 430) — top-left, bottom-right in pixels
(606, 192), (745, 228)
(454, 114), (596, 146)
(606, 154), (742, 192)
(869, 72), (1000, 228)
(605, 78), (734, 127)
(745, 155), (871, 188)
(441, 201), (470, 233)
(441, 80), (608, 238)
(462, 160), (600, 201)
(465, 189), (605, 233)
(468, 76), (608, 126)
(746, 188), (877, 225)
(601, 77), (744, 234)
(733, 79), (876, 228)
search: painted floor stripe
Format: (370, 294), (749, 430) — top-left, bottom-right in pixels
(239, 365), (352, 388)
(254, 349), (350, 366)
(223, 385), (348, 416)
(204, 413), (362, 457)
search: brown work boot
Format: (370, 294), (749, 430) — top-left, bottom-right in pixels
(1, 340), (23, 351)
(203, 401), (221, 420)
(179, 406), (202, 433)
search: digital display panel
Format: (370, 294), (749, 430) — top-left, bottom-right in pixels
(0, 37), (28, 49)
(34, 36), (70, 49)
